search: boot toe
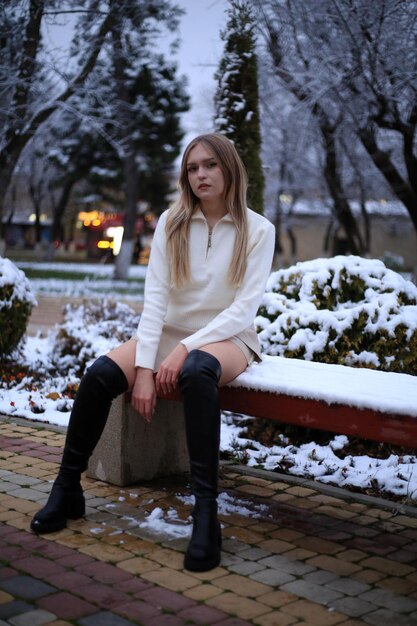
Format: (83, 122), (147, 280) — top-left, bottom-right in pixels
(30, 515), (67, 534)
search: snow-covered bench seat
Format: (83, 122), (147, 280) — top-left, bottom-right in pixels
(87, 356), (417, 487)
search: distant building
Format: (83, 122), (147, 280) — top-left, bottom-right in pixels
(273, 199), (417, 272)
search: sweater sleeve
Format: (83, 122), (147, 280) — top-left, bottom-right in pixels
(180, 219), (275, 352)
(134, 211), (170, 369)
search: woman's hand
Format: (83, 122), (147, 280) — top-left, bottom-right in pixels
(156, 343), (188, 396)
(132, 367), (156, 423)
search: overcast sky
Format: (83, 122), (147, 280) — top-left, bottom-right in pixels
(174, 0), (228, 142)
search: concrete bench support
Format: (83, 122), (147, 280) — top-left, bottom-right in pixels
(87, 395), (189, 486)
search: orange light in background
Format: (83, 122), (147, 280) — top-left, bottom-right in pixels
(97, 240), (114, 249)
(78, 210), (124, 230)
(79, 210), (99, 221)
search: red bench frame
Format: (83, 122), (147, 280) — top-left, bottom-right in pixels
(159, 386), (417, 449)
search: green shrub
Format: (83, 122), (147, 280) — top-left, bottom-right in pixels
(0, 257), (37, 357)
(256, 255), (417, 375)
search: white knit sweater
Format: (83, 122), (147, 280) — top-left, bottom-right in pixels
(135, 207), (275, 369)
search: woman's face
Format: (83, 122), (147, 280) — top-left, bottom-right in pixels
(186, 142), (225, 205)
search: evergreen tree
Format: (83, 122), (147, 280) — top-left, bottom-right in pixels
(214, 0), (264, 213)
(39, 52), (188, 252)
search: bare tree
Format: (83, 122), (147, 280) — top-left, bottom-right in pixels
(259, 68), (326, 246)
(328, 0), (417, 230)
(256, 1), (366, 253)
(0, 0), (113, 251)
(255, 0), (417, 244)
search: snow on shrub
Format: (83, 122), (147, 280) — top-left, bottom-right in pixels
(51, 299), (140, 376)
(0, 257), (37, 357)
(256, 255), (417, 375)
(0, 299), (139, 423)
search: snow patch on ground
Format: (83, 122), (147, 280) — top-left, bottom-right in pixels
(108, 492), (272, 540)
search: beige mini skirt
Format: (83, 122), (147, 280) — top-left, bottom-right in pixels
(144, 323), (261, 372)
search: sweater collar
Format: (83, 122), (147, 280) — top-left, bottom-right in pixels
(191, 208), (233, 223)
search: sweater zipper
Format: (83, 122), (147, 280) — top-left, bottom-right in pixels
(206, 228), (213, 258)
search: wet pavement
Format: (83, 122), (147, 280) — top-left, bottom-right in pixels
(1, 418), (417, 626)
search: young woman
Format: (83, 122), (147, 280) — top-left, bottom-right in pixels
(30, 133), (275, 572)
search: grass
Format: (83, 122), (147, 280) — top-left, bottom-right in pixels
(20, 264), (146, 298)
(23, 267), (145, 284)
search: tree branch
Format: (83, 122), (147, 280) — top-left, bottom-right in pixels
(2, 10), (113, 164)
(3, 0), (44, 143)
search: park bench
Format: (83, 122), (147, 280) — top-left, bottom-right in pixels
(87, 356), (417, 487)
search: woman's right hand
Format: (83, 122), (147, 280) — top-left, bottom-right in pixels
(132, 367), (156, 423)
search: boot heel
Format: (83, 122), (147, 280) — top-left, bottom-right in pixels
(184, 507), (221, 572)
(68, 496), (86, 520)
(30, 484), (86, 534)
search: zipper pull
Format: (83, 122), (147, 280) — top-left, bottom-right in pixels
(208, 230), (212, 249)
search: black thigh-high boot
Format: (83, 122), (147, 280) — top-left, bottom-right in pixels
(30, 355), (128, 534)
(178, 349), (222, 572)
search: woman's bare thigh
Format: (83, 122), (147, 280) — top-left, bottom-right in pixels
(105, 338), (248, 390)
(198, 340), (248, 386)
(106, 338), (137, 390)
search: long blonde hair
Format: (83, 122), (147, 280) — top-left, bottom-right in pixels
(166, 133), (249, 288)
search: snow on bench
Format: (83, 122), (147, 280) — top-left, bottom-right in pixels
(88, 356), (417, 487)
(220, 356), (417, 449)
(229, 356), (417, 417)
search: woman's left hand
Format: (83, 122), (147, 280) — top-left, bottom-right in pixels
(156, 343), (188, 396)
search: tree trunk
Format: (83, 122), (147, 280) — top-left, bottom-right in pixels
(322, 127), (365, 255)
(359, 196), (370, 255)
(323, 218), (336, 253)
(273, 189), (283, 255)
(359, 128), (417, 234)
(28, 179), (42, 244)
(0, 158), (21, 242)
(287, 224), (297, 261)
(45, 180), (74, 260)
(111, 21), (140, 281)
(114, 152), (139, 279)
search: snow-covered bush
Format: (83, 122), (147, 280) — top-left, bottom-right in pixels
(0, 257), (37, 357)
(51, 299), (140, 376)
(256, 255), (417, 375)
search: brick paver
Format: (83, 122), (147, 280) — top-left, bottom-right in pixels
(0, 419), (416, 626)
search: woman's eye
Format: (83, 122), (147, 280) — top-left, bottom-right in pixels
(208, 162), (217, 168)
(187, 167), (196, 173)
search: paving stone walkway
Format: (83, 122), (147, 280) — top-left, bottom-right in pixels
(1, 419), (417, 626)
